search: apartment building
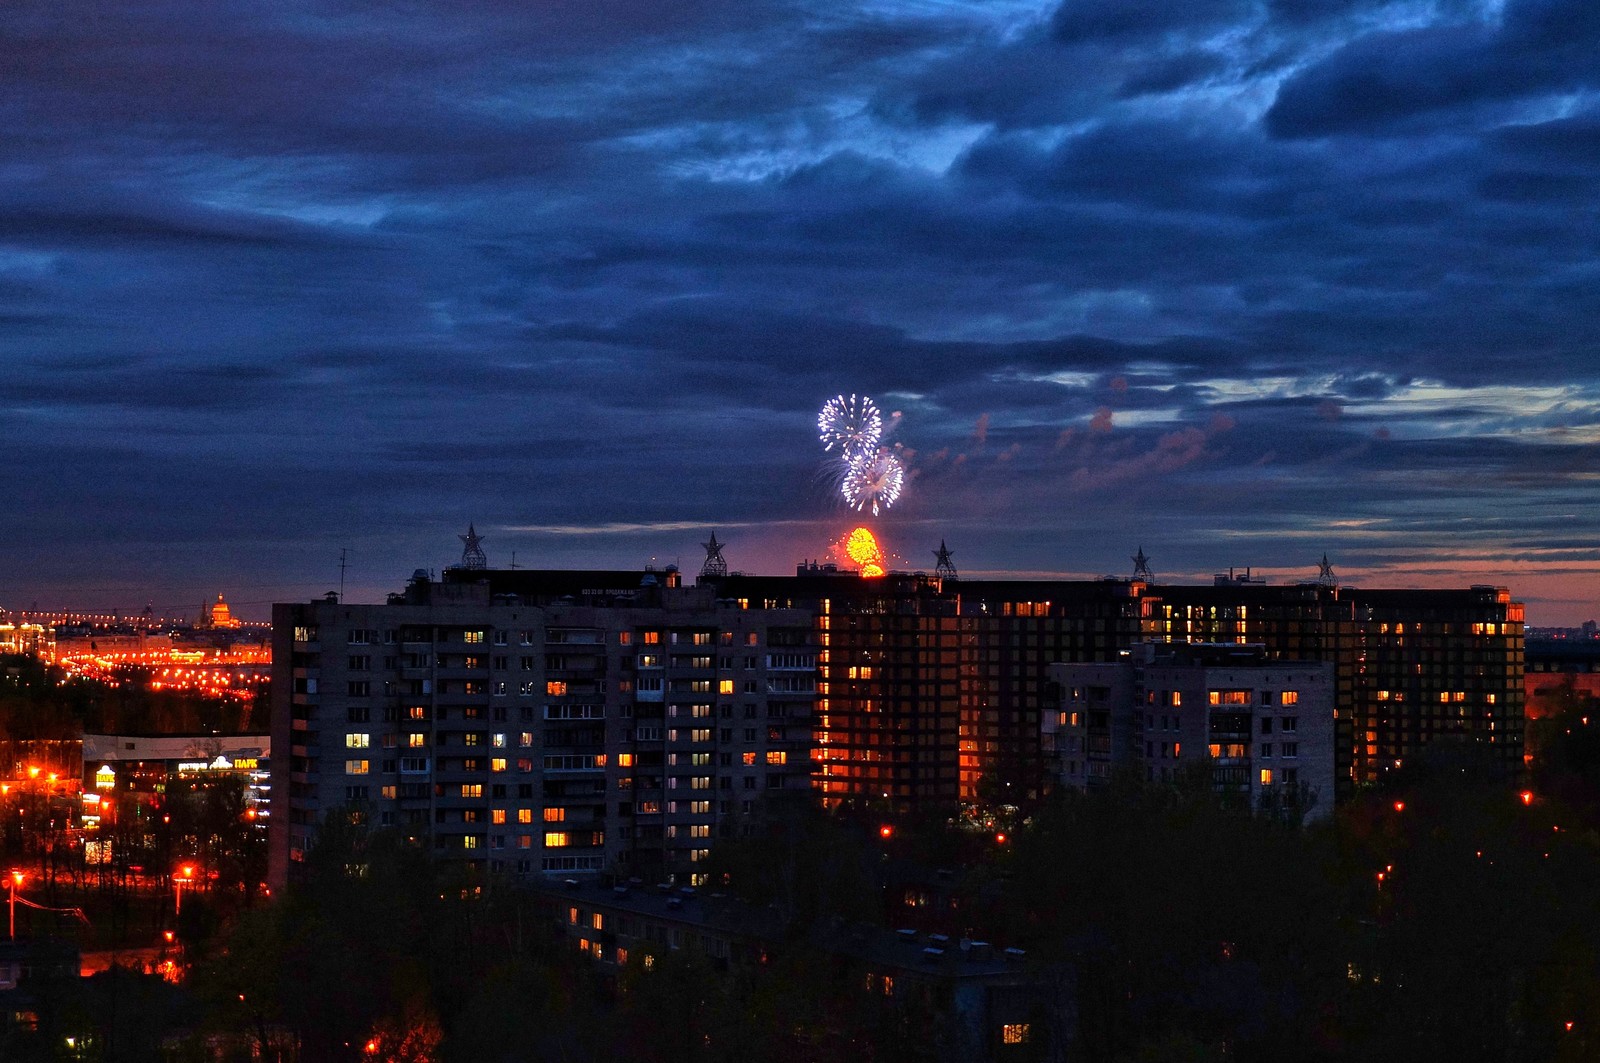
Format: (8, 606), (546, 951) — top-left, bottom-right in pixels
(269, 568), (817, 890)
(1046, 643), (1337, 820)
(272, 554), (1523, 884)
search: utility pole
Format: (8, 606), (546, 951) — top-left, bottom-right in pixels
(339, 549), (349, 603)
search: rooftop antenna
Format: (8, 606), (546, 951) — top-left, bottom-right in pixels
(1132, 546), (1154, 582)
(510, 550), (518, 571)
(339, 548), (349, 603)
(460, 524), (487, 570)
(700, 532), (728, 579)
(1316, 553), (1337, 587)
(934, 539), (958, 580)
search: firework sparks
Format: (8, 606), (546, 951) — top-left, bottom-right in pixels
(842, 450), (905, 517)
(818, 393), (907, 516)
(818, 394), (883, 461)
(844, 526), (885, 578)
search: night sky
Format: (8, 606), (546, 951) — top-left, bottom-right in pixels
(4, 0), (1599, 623)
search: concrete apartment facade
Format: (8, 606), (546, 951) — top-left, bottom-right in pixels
(269, 568), (817, 891)
(1047, 644), (1338, 820)
(271, 562), (1522, 887)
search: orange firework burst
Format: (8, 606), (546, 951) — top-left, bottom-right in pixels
(844, 527), (885, 578)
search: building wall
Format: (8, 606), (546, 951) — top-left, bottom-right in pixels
(1136, 584), (1523, 794)
(269, 569), (1526, 888)
(1524, 639), (1600, 708)
(1047, 646), (1337, 820)
(269, 574), (816, 891)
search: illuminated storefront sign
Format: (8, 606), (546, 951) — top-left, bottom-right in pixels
(177, 755), (259, 773)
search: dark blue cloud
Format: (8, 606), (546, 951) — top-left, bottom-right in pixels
(1266, 0), (1600, 138)
(1053, 0), (1253, 44)
(1, 0), (1599, 620)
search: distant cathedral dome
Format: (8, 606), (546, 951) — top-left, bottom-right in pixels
(204, 593), (242, 629)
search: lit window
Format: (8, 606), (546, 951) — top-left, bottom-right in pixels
(742, 752), (757, 766)
(545, 832), (570, 848)
(464, 630), (484, 644)
(1281, 690), (1299, 705)
(493, 733), (506, 747)
(491, 758), (507, 773)
(643, 631), (660, 645)
(460, 784), (483, 798)
(345, 733), (370, 749)
(345, 759), (369, 775)
(462, 835), (478, 849)
(547, 681), (568, 696)
(1260, 768), (1273, 786)
(592, 912), (604, 930)
(719, 679), (735, 695)
(543, 807), (564, 822)
(765, 751), (786, 765)
(617, 753), (634, 768)
(492, 809), (506, 824)
(1002, 1024), (1030, 1045)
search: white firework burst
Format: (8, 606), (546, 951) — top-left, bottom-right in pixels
(841, 450), (905, 516)
(818, 394), (883, 462)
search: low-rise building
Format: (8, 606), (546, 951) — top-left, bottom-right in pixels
(80, 732), (271, 831)
(536, 877), (1042, 1061)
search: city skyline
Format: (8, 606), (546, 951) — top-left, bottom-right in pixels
(4, 0), (1599, 622)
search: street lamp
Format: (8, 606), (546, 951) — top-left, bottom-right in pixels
(8, 870), (23, 939)
(174, 864), (196, 917)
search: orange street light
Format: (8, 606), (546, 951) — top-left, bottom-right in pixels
(26, 767), (39, 780)
(7, 871), (24, 939)
(1521, 791), (1535, 806)
(174, 865), (197, 916)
